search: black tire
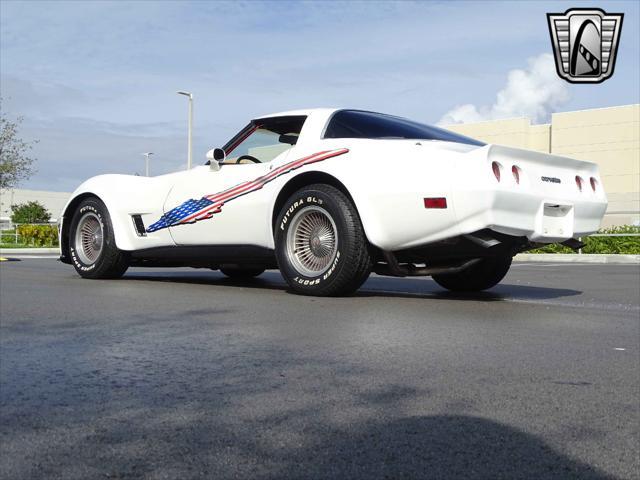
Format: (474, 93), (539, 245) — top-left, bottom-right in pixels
(220, 266), (265, 279)
(68, 197), (129, 279)
(275, 184), (372, 296)
(432, 255), (513, 292)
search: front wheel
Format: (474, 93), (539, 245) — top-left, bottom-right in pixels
(68, 197), (129, 279)
(275, 184), (372, 296)
(432, 255), (512, 292)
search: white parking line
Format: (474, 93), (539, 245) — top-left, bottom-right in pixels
(0, 255), (59, 259)
(511, 263), (570, 267)
(512, 263), (640, 267)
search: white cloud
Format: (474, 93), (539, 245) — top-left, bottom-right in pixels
(438, 53), (570, 125)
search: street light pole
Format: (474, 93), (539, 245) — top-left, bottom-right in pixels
(142, 152), (153, 177)
(177, 91), (193, 170)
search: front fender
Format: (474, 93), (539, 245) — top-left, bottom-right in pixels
(60, 174), (175, 252)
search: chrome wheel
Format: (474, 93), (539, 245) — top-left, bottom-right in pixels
(286, 206), (338, 277)
(74, 212), (104, 265)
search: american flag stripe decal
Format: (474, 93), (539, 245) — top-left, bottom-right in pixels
(146, 148), (349, 233)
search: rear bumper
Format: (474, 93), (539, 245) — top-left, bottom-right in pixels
(446, 143), (608, 243)
(452, 187), (607, 243)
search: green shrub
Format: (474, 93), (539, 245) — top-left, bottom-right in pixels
(10, 201), (51, 224)
(15, 224), (59, 247)
(529, 225), (640, 254)
(1, 231), (17, 244)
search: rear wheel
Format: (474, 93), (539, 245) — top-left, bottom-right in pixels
(275, 184), (372, 296)
(220, 266), (265, 279)
(68, 198), (129, 279)
(432, 255), (512, 292)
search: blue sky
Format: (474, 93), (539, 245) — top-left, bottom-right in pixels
(1, 0), (638, 191)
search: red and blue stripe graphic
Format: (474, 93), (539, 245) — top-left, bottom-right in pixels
(146, 148), (349, 233)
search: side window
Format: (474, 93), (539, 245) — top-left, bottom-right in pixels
(225, 128), (291, 164)
(223, 116), (306, 165)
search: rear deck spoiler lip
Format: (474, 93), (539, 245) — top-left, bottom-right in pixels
(486, 144), (600, 172)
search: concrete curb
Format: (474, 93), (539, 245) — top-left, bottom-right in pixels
(515, 253), (640, 264)
(0, 248), (59, 255)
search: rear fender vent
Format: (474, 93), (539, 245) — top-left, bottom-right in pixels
(132, 215), (147, 236)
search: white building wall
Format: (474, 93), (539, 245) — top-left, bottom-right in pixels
(0, 189), (72, 223)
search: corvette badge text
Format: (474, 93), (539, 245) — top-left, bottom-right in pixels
(547, 8), (623, 83)
(146, 148), (349, 233)
(541, 176), (562, 184)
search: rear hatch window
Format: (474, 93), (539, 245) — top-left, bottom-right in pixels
(324, 109), (485, 147)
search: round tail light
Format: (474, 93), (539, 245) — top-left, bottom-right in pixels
(492, 162), (501, 182)
(590, 177), (597, 191)
(512, 165), (520, 184)
(575, 175), (583, 192)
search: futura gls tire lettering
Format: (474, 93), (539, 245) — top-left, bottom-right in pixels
(275, 184), (372, 297)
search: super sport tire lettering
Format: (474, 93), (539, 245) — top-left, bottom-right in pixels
(274, 184), (372, 297)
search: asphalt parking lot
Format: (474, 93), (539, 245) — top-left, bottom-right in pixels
(1, 258), (638, 479)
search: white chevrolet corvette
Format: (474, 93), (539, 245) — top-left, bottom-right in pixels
(59, 108), (607, 296)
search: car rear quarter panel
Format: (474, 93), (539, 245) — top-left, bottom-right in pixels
(277, 139), (466, 251)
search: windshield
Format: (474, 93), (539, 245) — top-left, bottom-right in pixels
(323, 110), (485, 146)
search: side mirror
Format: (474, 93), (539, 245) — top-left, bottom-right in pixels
(206, 148), (226, 171)
(213, 148), (226, 161)
(206, 148), (226, 162)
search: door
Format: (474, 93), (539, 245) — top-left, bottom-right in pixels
(162, 122), (300, 247)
